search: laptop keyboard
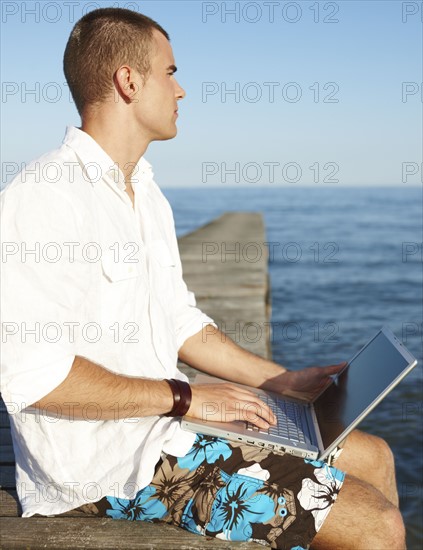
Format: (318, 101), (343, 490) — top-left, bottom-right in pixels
(246, 394), (308, 443)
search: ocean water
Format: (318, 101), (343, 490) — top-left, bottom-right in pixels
(163, 186), (422, 549)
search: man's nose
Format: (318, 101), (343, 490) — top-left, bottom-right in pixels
(175, 78), (186, 100)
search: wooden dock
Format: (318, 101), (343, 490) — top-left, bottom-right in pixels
(0, 213), (270, 549)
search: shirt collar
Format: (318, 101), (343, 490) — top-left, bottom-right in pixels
(62, 126), (153, 191)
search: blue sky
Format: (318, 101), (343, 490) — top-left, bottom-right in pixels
(1, 0), (422, 187)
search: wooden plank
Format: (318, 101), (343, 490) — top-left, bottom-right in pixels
(0, 465), (15, 488)
(0, 517), (262, 549)
(0, 407), (10, 429)
(179, 213), (270, 360)
(0, 427), (12, 447)
(0, 490), (20, 517)
(0, 490), (90, 518)
(0, 444), (14, 464)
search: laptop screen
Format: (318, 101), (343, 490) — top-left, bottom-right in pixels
(314, 329), (413, 451)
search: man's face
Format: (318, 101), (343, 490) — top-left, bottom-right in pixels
(134, 30), (185, 142)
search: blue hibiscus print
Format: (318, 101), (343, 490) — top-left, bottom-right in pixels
(206, 472), (275, 541)
(105, 485), (167, 521)
(177, 434), (232, 471)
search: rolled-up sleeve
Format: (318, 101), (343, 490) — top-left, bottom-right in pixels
(174, 280), (216, 350)
(161, 203), (216, 350)
(0, 183), (93, 412)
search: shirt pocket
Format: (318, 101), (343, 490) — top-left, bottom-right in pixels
(99, 248), (147, 331)
(101, 249), (143, 282)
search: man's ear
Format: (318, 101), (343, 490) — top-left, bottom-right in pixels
(113, 65), (142, 104)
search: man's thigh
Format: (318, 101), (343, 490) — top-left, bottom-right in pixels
(311, 474), (405, 550)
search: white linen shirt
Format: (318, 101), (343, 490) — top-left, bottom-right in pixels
(0, 126), (214, 517)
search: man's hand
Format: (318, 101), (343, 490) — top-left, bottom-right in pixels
(186, 383), (277, 430)
(269, 362), (347, 402)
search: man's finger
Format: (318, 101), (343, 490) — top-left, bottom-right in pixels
(218, 385), (277, 425)
(243, 397), (276, 426)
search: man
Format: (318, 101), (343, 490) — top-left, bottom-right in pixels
(1, 8), (405, 549)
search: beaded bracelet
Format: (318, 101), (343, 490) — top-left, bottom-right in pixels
(164, 378), (192, 417)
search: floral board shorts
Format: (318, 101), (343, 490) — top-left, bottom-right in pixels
(80, 434), (346, 550)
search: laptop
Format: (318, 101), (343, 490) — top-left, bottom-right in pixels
(182, 326), (418, 460)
